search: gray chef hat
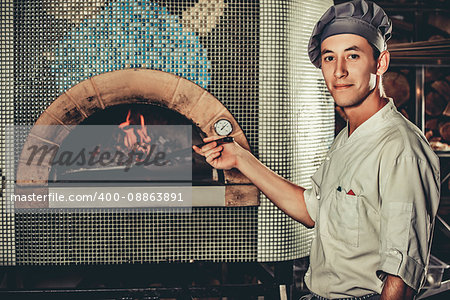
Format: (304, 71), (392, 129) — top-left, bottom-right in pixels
(308, 0), (392, 68)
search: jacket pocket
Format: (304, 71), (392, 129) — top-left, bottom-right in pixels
(327, 188), (359, 247)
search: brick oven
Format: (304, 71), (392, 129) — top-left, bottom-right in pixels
(15, 69), (259, 210)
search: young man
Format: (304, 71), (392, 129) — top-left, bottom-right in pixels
(193, 0), (440, 299)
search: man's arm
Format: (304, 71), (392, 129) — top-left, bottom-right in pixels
(193, 137), (315, 228)
(380, 275), (415, 300)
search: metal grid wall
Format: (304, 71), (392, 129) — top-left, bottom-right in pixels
(16, 208), (257, 264)
(257, 0), (333, 261)
(0, 0), (15, 266)
(0, 0), (333, 265)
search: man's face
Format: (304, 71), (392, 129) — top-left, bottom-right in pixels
(320, 34), (378, 108)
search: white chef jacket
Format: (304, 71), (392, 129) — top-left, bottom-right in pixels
(303, 99), (440, 298)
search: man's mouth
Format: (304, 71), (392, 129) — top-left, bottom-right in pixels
(334, 84), (353, 90)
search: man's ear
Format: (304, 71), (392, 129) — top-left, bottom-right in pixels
(376, 50), (390, 76)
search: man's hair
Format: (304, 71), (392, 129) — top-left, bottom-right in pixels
(371, 43), (381, 62)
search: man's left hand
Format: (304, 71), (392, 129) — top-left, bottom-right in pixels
(380, 274), (415, 300)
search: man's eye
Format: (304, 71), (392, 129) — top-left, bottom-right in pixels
(348, 54), (359, 60)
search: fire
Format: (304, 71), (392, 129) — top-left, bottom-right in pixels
(119, 110), (151, 161)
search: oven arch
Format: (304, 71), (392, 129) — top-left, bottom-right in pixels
(16, 69), (257, 207)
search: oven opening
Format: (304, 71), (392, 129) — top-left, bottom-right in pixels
(49, 103), (219, 185)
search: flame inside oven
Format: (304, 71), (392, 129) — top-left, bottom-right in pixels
(118, 110), (152, 162)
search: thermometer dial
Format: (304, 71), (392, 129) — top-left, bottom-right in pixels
(214, 119), (233, 136)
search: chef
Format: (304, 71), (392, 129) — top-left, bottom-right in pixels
(193, 1), (440, 299)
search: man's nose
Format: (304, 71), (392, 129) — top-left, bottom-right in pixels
(334, 59), (348, 79)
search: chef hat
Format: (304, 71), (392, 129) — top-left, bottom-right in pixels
(308, 0), (392, 68)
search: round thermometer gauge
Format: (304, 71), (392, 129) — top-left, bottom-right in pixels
(214, 119), (233, 136)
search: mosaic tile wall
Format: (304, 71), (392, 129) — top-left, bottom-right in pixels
(257, 0), (333, 261)
(0, 0), (15, 266)
(0, 0), (333, 265)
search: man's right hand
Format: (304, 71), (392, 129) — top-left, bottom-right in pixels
(192, 136), (244, 170)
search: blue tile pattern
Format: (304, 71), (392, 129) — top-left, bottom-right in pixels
(52, 0), (211, 94)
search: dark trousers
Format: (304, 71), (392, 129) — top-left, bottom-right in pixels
(300, 292), (381, 300)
